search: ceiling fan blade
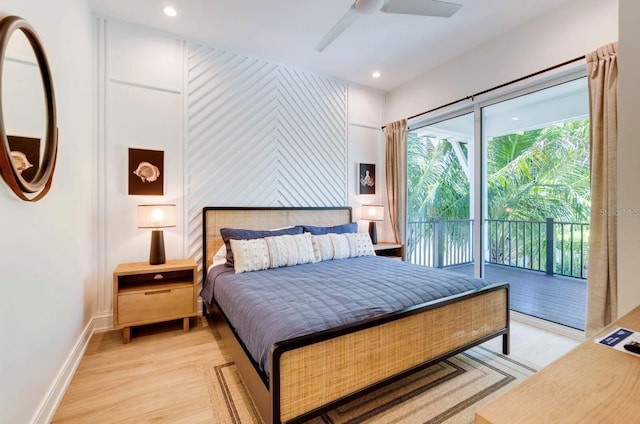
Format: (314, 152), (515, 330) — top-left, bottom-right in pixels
(380, 0), (462, 18)
(315, 6), (359, 52)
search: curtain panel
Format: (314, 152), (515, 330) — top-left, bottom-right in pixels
(586, 42), (618, 336)
(384, 119), (408, 244)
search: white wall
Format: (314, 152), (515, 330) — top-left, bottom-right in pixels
(617, 0), (640, 315)
(0, 1), (94, 423)
(94, 20), (387, 319)
(94, 19), (185, 322)
(347, 84), (389, 238)
(386, 0), (618, 123)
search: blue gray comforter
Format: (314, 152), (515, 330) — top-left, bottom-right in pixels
(202, 256), (494, 376)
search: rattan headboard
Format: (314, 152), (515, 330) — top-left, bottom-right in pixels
(202, 207), (352, 280)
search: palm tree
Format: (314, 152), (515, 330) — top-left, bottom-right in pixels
(408, 118), (590, 274)
(487, 119), (590, 222)
(407, 133), (469, 222)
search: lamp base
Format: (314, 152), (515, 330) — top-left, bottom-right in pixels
(149, 230), (166, 265)
(368, 221), (378, 245)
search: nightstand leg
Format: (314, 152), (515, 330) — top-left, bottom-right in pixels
(123, 327), (131, 344)
(183, 317), (190, 333)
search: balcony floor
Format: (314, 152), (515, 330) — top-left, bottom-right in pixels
(446, 263), (586, 331)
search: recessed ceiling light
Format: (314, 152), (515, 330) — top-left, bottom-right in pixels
(372, 71), (381, 78)
(511, 116), (519, 121)
(163, 6), (177, 17)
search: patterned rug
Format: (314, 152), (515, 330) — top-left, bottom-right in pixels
(201, 346), (536, 424)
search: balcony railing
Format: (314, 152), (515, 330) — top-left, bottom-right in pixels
(406, 218), (589, 279)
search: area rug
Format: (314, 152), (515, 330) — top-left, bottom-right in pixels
(201, 346), (536, 424)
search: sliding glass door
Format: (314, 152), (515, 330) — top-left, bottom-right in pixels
(482, 77), (590, 329)
(407, 112), (476, 276)
(406, 74), (590, 330)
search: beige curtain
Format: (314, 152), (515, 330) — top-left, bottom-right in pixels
(586, 42), (618, 336)
(384, 119), (408, 244)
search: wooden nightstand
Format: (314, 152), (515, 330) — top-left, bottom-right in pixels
(113, 258), (198, 343)
(373, 242), (405, 260)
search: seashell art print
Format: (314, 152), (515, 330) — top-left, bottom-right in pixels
(10, 151), (33, 174)
(128, 148), (164, 195)
(133, 161), (160, 183)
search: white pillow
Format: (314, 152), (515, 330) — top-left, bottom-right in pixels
(265, 233), (316, 268)
(344, 232), (376, 257)
(329, 233), (351, 259)
(311, 234), (334, 262)
(329, 233), (375, 260)
(230, 238), (270, 274)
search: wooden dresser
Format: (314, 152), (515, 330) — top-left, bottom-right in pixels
(113, 258), (198, 343)
(475, 305), (640, 424)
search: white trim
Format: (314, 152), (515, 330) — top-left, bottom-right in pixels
(92, 312), (114, 333)
(110, 78), (182, 95)
(349, 121), (382, 130)
(181, 39), (189, 259)
(30, 319), (95, 424)
(511, 310), (586, 342)
(96, 17), (109, 315)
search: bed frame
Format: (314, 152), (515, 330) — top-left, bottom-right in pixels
(202, 207), (510, 424)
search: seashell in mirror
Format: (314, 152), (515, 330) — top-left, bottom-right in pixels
(10, 151), (32, 174)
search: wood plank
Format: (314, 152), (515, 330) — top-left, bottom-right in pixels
(447, 263), (586, 330)
(52, 315), (578, 423)
(51, 317), (221, 423)
(475, 305), (640, 424)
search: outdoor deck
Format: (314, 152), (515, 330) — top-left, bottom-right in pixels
(446, 263), (586, 330)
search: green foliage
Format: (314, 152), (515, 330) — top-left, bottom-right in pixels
(487, 119), (590, 222)
(408, 119), (591, 277)
(407, 133), (469, 221)
(408, 119), (591, 223)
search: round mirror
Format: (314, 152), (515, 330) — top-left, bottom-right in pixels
(0, 15), (57, 201)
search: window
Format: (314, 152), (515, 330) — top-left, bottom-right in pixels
(407, 71), (590, 330)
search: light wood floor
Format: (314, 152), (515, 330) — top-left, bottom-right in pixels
(52, 315), (581, 423)
(51, 316), (227, 423)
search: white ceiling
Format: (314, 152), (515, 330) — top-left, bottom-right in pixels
(88, 0), (576, 92)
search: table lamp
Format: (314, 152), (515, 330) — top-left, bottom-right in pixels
(361, 204), (384, 244)
(137, 204), (176, 265)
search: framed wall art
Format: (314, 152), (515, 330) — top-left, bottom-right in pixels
(358, 163), (375, 195)
(128, 148), (164, 195)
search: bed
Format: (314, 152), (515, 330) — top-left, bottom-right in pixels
(201, 207), (510, 424)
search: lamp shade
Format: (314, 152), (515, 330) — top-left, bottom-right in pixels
(362, 204), (384, 221)
(137, 204), (177, 229)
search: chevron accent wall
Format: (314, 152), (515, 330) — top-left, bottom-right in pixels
(186, 42), (348, 265)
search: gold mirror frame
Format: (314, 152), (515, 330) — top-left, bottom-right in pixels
(0, 15), (57, 202)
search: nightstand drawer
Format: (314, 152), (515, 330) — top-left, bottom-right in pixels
(117, 285), (193, 325)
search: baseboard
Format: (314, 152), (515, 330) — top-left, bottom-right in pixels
(92, 311), (113, 333)
(511, 310), (586, 341)
(30, 318), (95, 424)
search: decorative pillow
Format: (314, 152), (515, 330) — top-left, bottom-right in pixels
(344, 232), (376, 257)
(311, 234), (334, 262)
(328, 232), (375, 260)
(329, 233), (351, 259)
(220, 226), (303, 266)
(302, 222), (357, 235)
(265, 233), (316, 268)
(230, 238), (270, 274)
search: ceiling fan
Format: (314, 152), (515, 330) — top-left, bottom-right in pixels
(315, 0), (462, 52)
